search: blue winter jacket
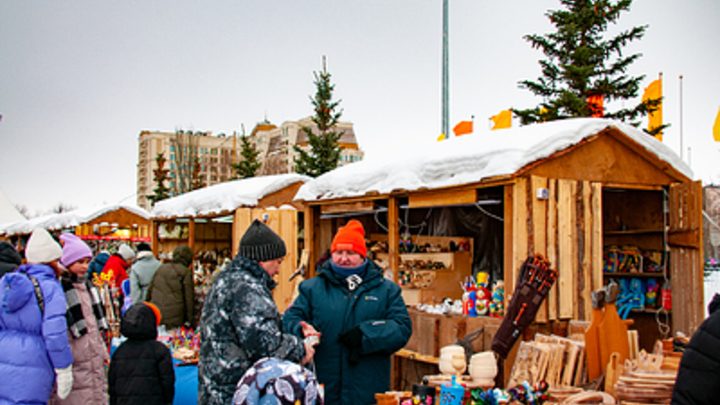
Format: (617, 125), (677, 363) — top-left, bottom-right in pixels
(0, 264), (73, 405)
(283, 259), (412, 405)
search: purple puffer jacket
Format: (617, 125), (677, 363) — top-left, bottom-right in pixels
(0, 264), (73, 405)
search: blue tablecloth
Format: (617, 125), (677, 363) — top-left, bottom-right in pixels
(173, 358), (198, 405)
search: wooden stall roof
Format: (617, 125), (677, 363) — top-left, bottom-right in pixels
(151, 174), (311, 221)
(295, 119), (693, 207)
(2, 204), (150, 236)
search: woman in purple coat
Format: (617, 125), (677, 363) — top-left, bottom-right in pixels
(0, 229), (74, 404)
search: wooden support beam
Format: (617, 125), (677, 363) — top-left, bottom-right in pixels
(388, 197), (400, 283)
(511, 178), (528, 298)
(320, 201), (375, 215)
(591, 183), (604, 297)
(557, 179), (577, 319)
(408, 188), (477, 208)
(188, 218), (196, 252)
(531, 175), (549, 323)
(504, 184), (515, 296)
(304, 205), (319, 279)
(547, 179), (558, 321)
(580, 181), (593, 320)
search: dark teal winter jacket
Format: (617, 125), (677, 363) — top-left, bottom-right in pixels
(283, 259), (412, 405)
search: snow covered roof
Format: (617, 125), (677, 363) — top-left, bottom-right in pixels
(2, 204), (150, 236)
(151, 173), (311, 219)
(295, 118), (693, 202)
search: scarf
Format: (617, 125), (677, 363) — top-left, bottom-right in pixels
(330, 259), (368, 291)
(60, 274), (110, 338)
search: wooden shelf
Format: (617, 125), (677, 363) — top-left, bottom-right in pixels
(630, 307), (671, 315)
(395, 348), (440, 365)
(603, 272), (667, 278)
(604, 229), (664, 236)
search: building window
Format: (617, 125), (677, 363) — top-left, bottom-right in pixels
(170, 154), (175, 161)
(170, 163), (175, 169)
(170, 146), (175, 152)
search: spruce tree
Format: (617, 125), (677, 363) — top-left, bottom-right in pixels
(514, 0), (661, 131)
(191, 156), (205, 190)
(231, 135), (261, 179)
(294, 58), (344, 177)
(146, 152), (171, 206)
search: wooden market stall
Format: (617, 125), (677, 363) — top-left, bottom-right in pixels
(293, 118), (704, 391)
(1, 204), (151, 255)
(150, 173), (310, 312)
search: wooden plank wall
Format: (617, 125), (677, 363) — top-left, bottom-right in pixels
(234, 208), (299, 312)
(509, 176), (604, 323)
(669, 181), (705, 335)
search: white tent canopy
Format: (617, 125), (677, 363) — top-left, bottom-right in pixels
(0, 186), (26, 225)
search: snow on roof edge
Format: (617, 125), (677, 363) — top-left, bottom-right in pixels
(294, 118), (693, 203)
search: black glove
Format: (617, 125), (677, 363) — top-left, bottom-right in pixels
(338, 325), (363, 364)
(338, 325), (363, 348)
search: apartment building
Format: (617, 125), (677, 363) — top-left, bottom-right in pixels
(136, 118), (363, 210)
(252, 117), (364, 176)
(136, 130), (240, 210)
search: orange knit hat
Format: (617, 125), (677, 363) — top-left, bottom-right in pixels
(144, 302), (162, 326)
(330, 220), (367, 258)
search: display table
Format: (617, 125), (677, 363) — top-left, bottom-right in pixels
(173, 359), (198, 405)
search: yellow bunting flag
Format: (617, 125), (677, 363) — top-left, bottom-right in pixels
(437, 133), (446, 142)
(642, 77), (663, 141)
(453, 120), (473, 136)
(490, 110), (512, 130)
(714, 107), (720, 142)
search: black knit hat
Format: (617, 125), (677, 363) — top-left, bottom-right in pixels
(136, 242), (152, 252)
(239, 219), (287, 262)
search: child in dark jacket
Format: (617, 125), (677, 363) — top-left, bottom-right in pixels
(109, 302), (175, 405)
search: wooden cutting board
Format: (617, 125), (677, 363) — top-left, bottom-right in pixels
(598, 300), (630, 371)
(584, 299), (605, 382)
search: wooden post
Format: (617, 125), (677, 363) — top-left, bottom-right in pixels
(388, 197), (400, 283)
(151, 221), (159, 256)
(188, 218), (196, 252)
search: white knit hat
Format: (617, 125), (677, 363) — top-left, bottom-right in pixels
(25, 228), (63, 264)
(118, 244), (135, 261)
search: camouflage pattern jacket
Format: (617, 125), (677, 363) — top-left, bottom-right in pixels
(199, 255), (305, 405)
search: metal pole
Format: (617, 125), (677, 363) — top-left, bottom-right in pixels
(679, 75), (684, 161)
(442, 0), (449, 139)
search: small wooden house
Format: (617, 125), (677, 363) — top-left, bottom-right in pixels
(295, 118), (703, 357)
(150, 173), (310, 311)
(2, 204), (152, 253)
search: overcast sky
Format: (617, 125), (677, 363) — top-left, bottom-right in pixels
(1, 1), (718, 215)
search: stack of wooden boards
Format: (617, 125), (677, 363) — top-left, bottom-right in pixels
(613, 339), (680, 404)
(507, 333), (586, 388)
(614, 371), (676, 404)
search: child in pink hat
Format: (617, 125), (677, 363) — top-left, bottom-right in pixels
(50, 234), (110, 405)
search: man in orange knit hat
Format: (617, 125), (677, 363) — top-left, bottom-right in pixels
(284, 219), (412, 405)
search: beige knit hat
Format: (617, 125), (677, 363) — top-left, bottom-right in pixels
(25, 228), (63, 264)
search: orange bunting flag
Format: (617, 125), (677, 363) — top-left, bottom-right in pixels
(587, 95), (604, 117)
(453, 120), (473, 136)
(642, 77), (663, 141)
(714, 107), (720, 142)
(490, 110), (512, 130)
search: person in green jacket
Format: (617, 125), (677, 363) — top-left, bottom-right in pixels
(284, 220), (412, 405)
(147, 244), (194, 329)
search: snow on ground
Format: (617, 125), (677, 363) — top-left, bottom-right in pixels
(295, 118), (692, 202)
(151, 173), (310, 219)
